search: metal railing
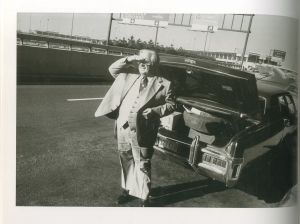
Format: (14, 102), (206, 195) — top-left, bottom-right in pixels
(17, 32), (214, 62)
(17, 32), (138, 56)
(17, 32), (245, 70)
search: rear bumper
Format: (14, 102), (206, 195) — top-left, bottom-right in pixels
(154, 141), (243, 187)
(154, 145), (191, 168)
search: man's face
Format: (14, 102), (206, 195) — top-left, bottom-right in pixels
(138, 62), (152, 76)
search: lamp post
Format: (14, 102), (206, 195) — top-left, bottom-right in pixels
(240, 14), (254, 70)
(154, 20), (159, 47)
(71, 13), (74, 36)
(29, 14), (32, 32)
(46, 18), (49, 32)
(106, 13), (113, 46)
(203, 31), (209, 52)
(203, 26), (213, 52)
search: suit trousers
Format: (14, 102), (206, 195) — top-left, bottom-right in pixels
(117, 124), (154, 200)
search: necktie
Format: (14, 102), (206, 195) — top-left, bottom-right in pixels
(139, 75), (148, 93)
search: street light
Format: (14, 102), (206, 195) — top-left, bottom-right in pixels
(29, 14), (32, 32)
(203, 31), (209, 52)
(154, 20), (160, 47)
(203, 25), (214, 52)
(46, 18), (49, 32)
(106, 13), (113, 46)
(71, 13), (74, 36)
(240, 14), (254, 69)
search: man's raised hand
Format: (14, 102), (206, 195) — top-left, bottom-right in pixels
(127, 55), (147, 63)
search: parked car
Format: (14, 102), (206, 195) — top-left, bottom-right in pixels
(254, 64), (297, 96)
(257, 79), (298, 109)
(154, 55), (297, 187)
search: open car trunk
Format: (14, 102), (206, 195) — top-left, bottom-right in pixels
(157, 100), (250, 159)
(156, 62), (261, 159)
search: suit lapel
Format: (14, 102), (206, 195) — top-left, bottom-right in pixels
(137, 76), (163, 110)
(121, 74), (140, 100)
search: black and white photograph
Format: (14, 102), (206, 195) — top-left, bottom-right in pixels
(1, 0), (300, 222)
(15, 12), (298, 208)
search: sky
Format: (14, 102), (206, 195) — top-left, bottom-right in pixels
(17, 13), (298, 70)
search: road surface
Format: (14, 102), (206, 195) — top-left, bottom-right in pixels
(16, 85), (297, 207)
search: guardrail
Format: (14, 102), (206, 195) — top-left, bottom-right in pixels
(17, 32), (138, 56)
(17, 32), (244, 85)
(216, 60), (243, 70)
(17, 32), (217, 62)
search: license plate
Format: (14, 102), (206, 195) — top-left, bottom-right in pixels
(158, 138), (178, 152)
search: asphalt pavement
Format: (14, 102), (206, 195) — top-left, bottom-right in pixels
(16, 85), (297, 207)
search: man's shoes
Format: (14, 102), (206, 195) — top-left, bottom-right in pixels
(116, 190), (134, 205)
(140, 199), (151, 207)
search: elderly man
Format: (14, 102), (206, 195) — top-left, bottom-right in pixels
(95, 49), (175, 206)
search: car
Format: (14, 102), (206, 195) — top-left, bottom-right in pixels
(154, 55), (297, 188)
(254, 64), (297, 95)
(279, 67), (298, 82)
(257, 79), (298, 109)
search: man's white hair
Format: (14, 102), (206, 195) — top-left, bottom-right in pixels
(139, 49), (160, 71)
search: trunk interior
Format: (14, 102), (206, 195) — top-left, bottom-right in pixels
(157, 63), (260, 157)
(158, 100), (256, 154)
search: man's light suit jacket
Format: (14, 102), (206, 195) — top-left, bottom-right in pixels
(95, 57), (175, 147)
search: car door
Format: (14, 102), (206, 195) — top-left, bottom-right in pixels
(242, 95), (285, 165)
(279, 94), (297, 137)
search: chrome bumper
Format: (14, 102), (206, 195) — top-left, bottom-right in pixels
(154, 141), (243, 187)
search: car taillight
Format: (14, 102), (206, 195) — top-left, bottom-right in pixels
(231, 164), (241, 178)
(225, 141), (237, 156)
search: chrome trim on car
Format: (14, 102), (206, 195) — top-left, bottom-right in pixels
(160, 61), (249, 80)
(157, 133), (191, 146)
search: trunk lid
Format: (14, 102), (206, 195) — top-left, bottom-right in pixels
(160, 59), (260, 116)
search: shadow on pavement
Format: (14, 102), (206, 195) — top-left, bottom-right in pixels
(149, 179), (226, 207)
(149, 133), (297, 207)
(237, 134), (297, 204)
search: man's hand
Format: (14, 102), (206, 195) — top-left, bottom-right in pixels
(142, 108), (153, 119)
(126, 55), (147, 63)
